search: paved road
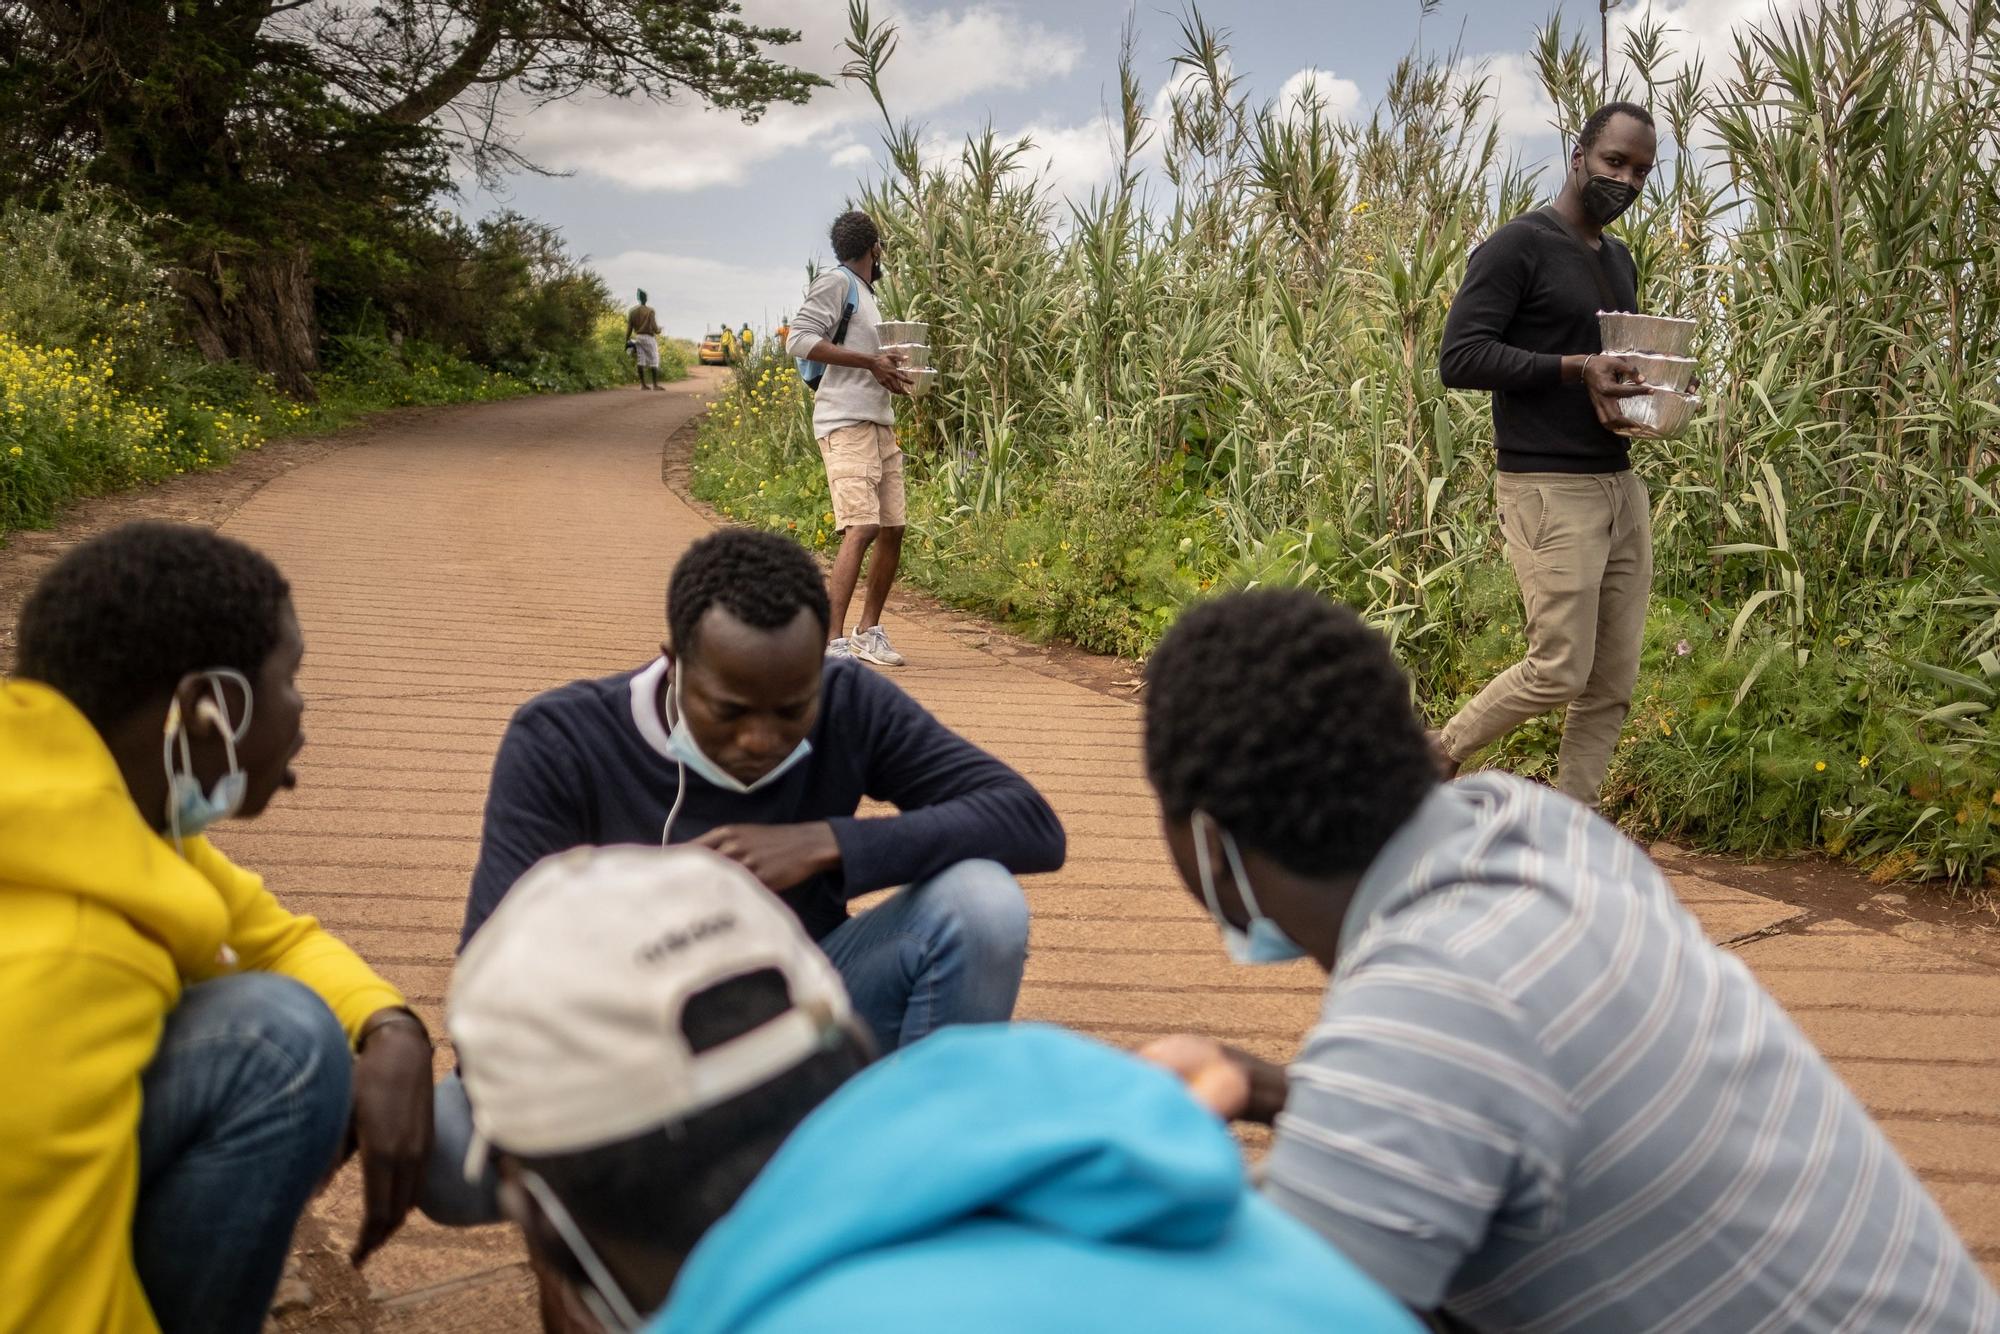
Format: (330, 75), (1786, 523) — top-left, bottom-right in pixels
(160, 370), (1997, 1328)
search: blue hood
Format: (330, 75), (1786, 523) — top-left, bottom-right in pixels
(651, 1025), (1417, 1334)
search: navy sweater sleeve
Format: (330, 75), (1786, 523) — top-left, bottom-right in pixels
(825, 672), (1066, 897)
(1439, 225), (1566, 392)
(459, 708), (592, 949)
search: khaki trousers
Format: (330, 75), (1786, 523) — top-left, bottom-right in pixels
(1440, 470), (1652, 806)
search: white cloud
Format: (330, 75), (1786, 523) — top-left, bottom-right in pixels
(598, 250), (812, 342)
(1021, 120), (1128, 201)
(910, 112), (1128, 210)
(1468, 51), (1563, 148)
(1608, 0), (1817, 82)
(1461, 0), (1820, 160)
(506, 2), (1084, 193)
(985, 118), (1128, 204)
(907, 53), (1273, 214)
(1276, 67), (1363, 125)
(829, 142), (875, 169)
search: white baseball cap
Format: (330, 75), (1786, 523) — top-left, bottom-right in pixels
(447, 844), (856, 1178)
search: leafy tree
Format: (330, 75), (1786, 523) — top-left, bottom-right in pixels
(0, 1), (824, 393)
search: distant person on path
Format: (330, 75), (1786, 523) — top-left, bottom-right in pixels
(1137, 589), (1998, 1332)
(420, 528), (1061, 1228)
(627, 290), (663, 391)
(786, 209), (913, 667)
(1435, 102), (1660, 806)
(446, 843), (1422, 1334)
(1, 523), (435, 1334)
(739, 321), (755, 355)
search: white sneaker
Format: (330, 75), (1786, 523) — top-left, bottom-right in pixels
(825, 636), (857, 660)
(851, 625), (906, 667)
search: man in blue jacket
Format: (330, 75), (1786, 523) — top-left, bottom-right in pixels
(447, 844), (1421, 1334)
(422, 528), (1063, 1226)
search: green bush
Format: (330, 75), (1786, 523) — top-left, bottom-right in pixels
(0, 182), (173, 390)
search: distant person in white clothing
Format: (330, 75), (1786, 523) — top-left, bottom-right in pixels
(785, 210), (912, 668)
(628, 290), (663, 391)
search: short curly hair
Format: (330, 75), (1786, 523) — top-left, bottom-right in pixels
(667, 529), (830, 662)
(1143, 589), (1435, 877)
(829, 210), (880, 263)
(1578, 101), (1655, 152)
(15, 521), (292, 732)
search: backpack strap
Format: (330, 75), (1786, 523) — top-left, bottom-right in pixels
(797, 266), (864, 390)
(830, 266), (861, 346)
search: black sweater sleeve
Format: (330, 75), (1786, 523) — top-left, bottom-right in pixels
(1439, 226), (1566, 392)
(825, 672), (1066, 897)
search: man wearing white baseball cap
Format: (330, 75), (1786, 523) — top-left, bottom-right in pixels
(450, 844), (1421, 1334)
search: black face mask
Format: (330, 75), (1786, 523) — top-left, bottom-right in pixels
(1580, 173), (1640, 226)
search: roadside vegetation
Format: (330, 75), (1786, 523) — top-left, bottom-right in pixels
(696, 0), (2000, 888)
(0, 187), (687, 536)
(0, 1), (804, 536)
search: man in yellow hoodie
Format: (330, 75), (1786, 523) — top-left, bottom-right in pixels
(1, 522), (435, 1334)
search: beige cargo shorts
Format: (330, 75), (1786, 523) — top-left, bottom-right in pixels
(818, 422), (906, 530)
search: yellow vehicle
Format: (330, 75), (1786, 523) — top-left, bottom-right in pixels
(697, 331), (732, 366)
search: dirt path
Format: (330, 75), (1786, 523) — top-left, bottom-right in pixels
(4, 370), (1995, 1326)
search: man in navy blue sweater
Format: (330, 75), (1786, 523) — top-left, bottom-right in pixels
(421, 528), (1064, 1227)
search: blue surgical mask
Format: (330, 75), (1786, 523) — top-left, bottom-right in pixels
(161, 669), (253, 849)
(664, 669), (812, 797)
(1191, 810), (1307, 965)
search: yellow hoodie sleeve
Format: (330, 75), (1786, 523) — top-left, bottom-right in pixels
(0, 950), (165, 1334)
(181, 838), (407, 1045)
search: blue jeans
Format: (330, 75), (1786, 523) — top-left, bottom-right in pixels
(421, 858), (1028, 1226)
(133, 973), (353, 1334)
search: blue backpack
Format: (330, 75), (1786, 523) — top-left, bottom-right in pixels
(797, 266), (861, 393)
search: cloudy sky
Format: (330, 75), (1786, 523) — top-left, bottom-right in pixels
(458, 0), (1801, 339)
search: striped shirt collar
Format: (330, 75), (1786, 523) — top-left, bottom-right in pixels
(1339, 780), (1468, 960)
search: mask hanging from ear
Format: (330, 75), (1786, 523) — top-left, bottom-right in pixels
(517, 1171), (647, 1332)
(162, 668), (254, 849)
(1191, 810), (1307, 965)
(664, 669), (812, 797)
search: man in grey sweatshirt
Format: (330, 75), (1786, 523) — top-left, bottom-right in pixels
(785, 210), (913, 667)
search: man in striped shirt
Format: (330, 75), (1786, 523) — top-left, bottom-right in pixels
(1138, 589), (1995, 1332)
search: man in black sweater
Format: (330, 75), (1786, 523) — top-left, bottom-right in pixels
(1435, 102), (1659, 807)
(420, 528), (1065, 1226)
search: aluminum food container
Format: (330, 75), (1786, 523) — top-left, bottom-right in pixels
(876, 320), (928, 345)
(1610, 387), (1701, 440)
(1598, 311), (1697, 357)
(881, 342), (931, 369)
(903, 367), (939, 398)
(1618, 352), (1697, 393)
